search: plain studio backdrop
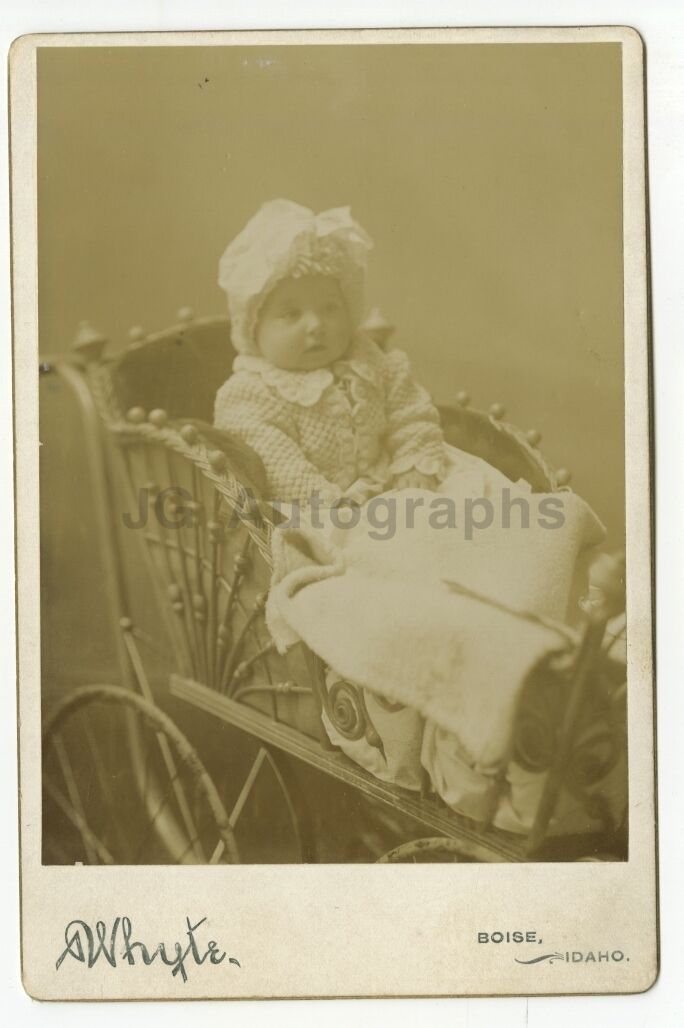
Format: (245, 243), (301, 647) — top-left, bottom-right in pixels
(37, 42), (624, 683)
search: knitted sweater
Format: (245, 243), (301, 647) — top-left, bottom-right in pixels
(213, 334), (447, 504)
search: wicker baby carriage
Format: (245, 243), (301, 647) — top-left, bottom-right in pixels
(40, 310), (628, 866)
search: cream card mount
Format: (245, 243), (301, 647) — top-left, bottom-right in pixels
(11, 26), (655, 999)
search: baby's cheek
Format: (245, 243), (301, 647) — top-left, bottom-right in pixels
(286, 335), (311, 367)
(333, 331), (354, 360)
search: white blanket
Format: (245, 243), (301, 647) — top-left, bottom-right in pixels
(266, 448), (605, 767)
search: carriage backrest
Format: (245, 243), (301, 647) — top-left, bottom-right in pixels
(88, 311), (559, 494)
(438, 405), (556, 492)
(107, 315), (235, 422)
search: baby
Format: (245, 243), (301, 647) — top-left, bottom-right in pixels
(213, 200), (607, 825)
(214, 199), (447, 507)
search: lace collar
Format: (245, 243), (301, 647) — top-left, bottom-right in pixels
(233, 334), (381, 407)
(232, 355), (334, 406)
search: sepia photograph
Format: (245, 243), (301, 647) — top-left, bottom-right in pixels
(36, 34), (630, 867)
(12, 25), (656, 999)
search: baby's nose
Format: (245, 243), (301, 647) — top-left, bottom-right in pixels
(303, 310), (323, 334)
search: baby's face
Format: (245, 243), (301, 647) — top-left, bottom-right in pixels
(255, 275), (352, 371)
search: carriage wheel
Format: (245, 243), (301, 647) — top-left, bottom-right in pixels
(376, 837), (481, 863)
(42, 684), (240, 865)
(204, 729), (318, 864)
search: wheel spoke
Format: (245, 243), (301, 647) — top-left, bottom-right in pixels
(140, 726), (153, 813)
(52, 733), (98, 864)
(153, 729), (207, 862)
(43, 779), (115, 865)
(209, 839), (226, 864)
(262, 749), (305, 860)
(42, 684), (237, 866)
(173, 810), (221, 864)
(131, 769), (184, 863)
(124, 628), (206, 862)
(228, 747), (267, 829)
(79, 710), (131, 862)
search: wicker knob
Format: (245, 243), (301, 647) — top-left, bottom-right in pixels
(180, 424), (199, 445)
(177, 306), (194, 323)
(167, 584), (182, 602)
(119, 617), (133, 631)
(233, 555), (249, 574)
(489, 403), (506, 421)
(555, 468), (571, 486)
(72, 321), (108, 362)
(361, 307), (395, 348)
(455, 390), (471, 408)
(148, 408), (168, 427)
(233, 661), (249, 682)
(128, 326), (145, 342)
(126, 406), (146, 423)
(208, 450), (228, 471)
(526, 429), (541, 447)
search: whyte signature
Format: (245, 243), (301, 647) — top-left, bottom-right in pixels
(56, 916), (240, 983)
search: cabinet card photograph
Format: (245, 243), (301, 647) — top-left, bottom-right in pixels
(11, 26), (656, 998)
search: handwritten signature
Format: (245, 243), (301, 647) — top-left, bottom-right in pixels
(56, 916), (240, 983)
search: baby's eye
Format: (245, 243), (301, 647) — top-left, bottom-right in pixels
(323, 302), (341, 314)
(280, 308), (300, 320)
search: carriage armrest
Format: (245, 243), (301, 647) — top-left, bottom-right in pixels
(168, 417), (268, 499)
(107, 315), (235, 422)
(438, 403), (558, 492)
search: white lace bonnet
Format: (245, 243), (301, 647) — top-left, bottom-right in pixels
(218, 199), (374, 354)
